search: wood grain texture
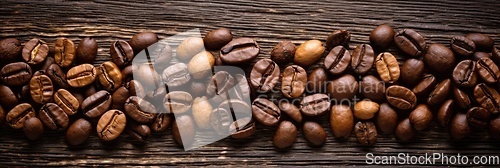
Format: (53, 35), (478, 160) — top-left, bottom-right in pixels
(0, 0), (500, 166)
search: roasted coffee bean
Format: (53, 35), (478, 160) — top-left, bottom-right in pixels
(66, 118), (92, 146)
(82, 90), (112, 118)
(152, 44), (173, 71)
(207, 71), (234, 97)
(424, 44), (456, 73)
(489, 117), (500, 139)
(188, 51), (215, 79)
(218, 99), (252, 121)
(127, 122), (151, 142)
(270, 40), (296, 65)
(229, 117), (255, 139)
(129, 32), (158, 54)
(324, 46), (351, 75)
(228, 74), (251, 101)
(177, 37), (205, 62)
(360, 75), (385, 101)
(437, 99), (454, 127)
(330, 104), (353, 139)
(1, 62), (32, 86)
(54, 38), (76, 67)
(17, 84), (30, 101)
(30, 74), (54, 104)
(110, 40), (134, 67)
(134, 63), (161, 90)
(394, 29), (426, 57)
(124, 96), (156, 123)
(76, 37), (98, 64)
(0, 85), (18, 109)
(73, 93), (84, 107)
(22, 38), (49, 65)
(465, 33), (494, 51)
(172, 115), (195, 146)
(377, 103), (398, 134)
(111, 80), (145, 110)
(41, 57), (55, 72)
(400, 59), (425, 86)
(163, 91), (192, 114)
(220, 38), (259, 64)
(252, 98), (280, 126)
(467, 107), (490, 129)
(281, 65), (307, 98)
(192, 96), (213, 129)
(354, 121), (377, 146)
(453, 86), (471, 110)
(386, 85), (417, 110)
(409, 104), (432, 131)
(326, 29), (350, 50)
(395, 118), (416, 141)
(427, 79), (451, 106)
(452, 60), (477, 88)
(351, 44), (375, 75)
(23, 117), (44, 141)
(204, 28), (233, 50)
(273, 120), (297, 149)
(375, 52), (400, 83)
(210, 108), (232, 135)
(450, 36), (476, 56)
(6, 103), (35, 129)
(39, 103), (69, 130)
(97, 110), (127, 141)
(370, 24), (395, 51)
(162, 63), (191, 88)
(307, 68), (328, 93)
(300, 94), (330, 117)
(83, 84), (98, 97)
(450, 113), (471, 140)
(474, 83), (500, 114)
(96, 61), (122, 91)
(250, 59), (280, 93)
(492, 46), (500, 64)
(121, 65), (134, 83)
(412, 74), (438, 97)
(472, 52), (492, 61)
(145, 84), (168, 106)
(476, 57), (500, 84)
(46, 64), (69, 88)
(0, 38), (22, 62)
(294, 40), (325, 66)
(302, 121), (326, 146)
(150, 113), (171, 132)
(279, 102), (302, 123)
(67, 64), (96, 88)
(54, 89), (79, 116)
(354, 100), (379, 120)
(327, 74), (358, 101)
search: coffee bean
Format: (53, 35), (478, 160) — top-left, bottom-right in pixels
(220, 38), (259, 64)
(177, 37), (205, 62)
(76, 37), (98, 64)
(83, 84), (98, 98)
(281, 65), (307, 98)
(489, 117), (500, 139)
(188, 51), (215, 79)
(41, 57), (55, 72)
(465, 33), (494, 51)
(450, 113), (471, 140)
(82, 90), (112, 118)
(474, 83), (500, 114)
(29, 74), (54, 104)
(409, 104), (433, 131)
(476, 57), (500, 84)
(302, 121), (326, 146)
(229, 117), (255, 139)
(39, 103), (69, 130)
(326, 30), (350, 50)
(376, 103), (398, 134)
(300, 93), (330, 117)
(127, 122), (151, 142)
(46, 64), (69, 88)
(24, 117), (44, 141)
(190, 80), (207, 98)
(121, 65), (134, 83)
(1, 62), (32, 86)
(412, 74), (438, 97)
(472, 52), (492, 61)
(330, 104), (353, 139)
(6, 103), (35, 129)
(207, 71), (235, 97)
(96, 61), (122, 91)
(370, 24), (395, 51)
(424, 44), (456, 73)
(437, 99), (455, 127)
(327, 74), (358, 101)
(172, 115), (195, 146)
(97, 110), (127, 141)
(492, 46), (500, 64)
(386, 85), (417, 110)
(427, 79), (451, 106)
(22, 38), (49, 65)
(129, 32), (158, 54)
(228, 74), (251, 101)
(324, 46), (351, 75)
(163, 91), (192, 114)
(17, 84), (31, 101)
(134, 63), (161, 90)
(270, 40), (296, 65)
(395, 118), (416, 141)
(351, 44), (375, 75)
(150, 113), (171, 132)
(250, 59), (280, 93)
(54, 38), (76, 67)
(112, 80), (145, 111)
(0, 38), (22, 62)
(453, 86), (472, 110)
(466, 107), (490, 129)
(252, 98), (280, 126)
(452, 60), (477, 88)
(450, 36), (476, 56)
(273, 120), (297, 149)
(162, 63), (191, 88)
(152, 44), (173, 72)
(307, 68), (327, 93)
(54, 89), (79, 116)
(394, 29), (426, 57)
(354, 121), (377, 146)
(354, 100), (379, 120)
(360, 75), (386, 101)
(67, 64), (96, 88)
(279, 102), (302, 123)
(124, 96), (156, 123)
(204, 28), (233, 50)
(66, 118), (92, 146)
(192, 96), (213, 129)
(0, 85), (18, 109)
(210, 108), (232, 135)
(110, 40), (134, 67)
(375, 52), (400, 84)
(294, 40), (325, 66)
(400, 59), (425, 86)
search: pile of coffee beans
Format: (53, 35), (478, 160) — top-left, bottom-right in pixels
(0, 25), (498, 149)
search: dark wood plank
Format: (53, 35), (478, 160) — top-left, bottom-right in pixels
(0, 0), (500, 166)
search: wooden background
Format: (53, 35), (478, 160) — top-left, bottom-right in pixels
(1, 0), (500, 166)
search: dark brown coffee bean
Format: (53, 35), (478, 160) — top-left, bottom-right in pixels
(127, 122), (151, 142)
(424, 44), (456, 73)
(427, 79), (451, 106)
(67, 64), (96, 88)
(351, 44), (375, 75)
(82, 90), (112, 118)
(54, 89), (79, 116)
(465, 33), (494, 51)
(229, 117), (255, 139)
(0, 85), (18, 109)
(121, 65), (134, 83)
(207, 71), (235, 97)
(250, 59), (280, 93)
(204, 28), (233, 50)
(111, 80), (145, 110)
(162, 63), (191, 88)
(467, 107), (490, 129)
(41, 57), (55, 72)
(273, 120), (297, 149)
(326, 30), (350, 50)
(96, 61), (122, 91)
(327, 74), (358, 101)
(6, 103), (35, 129)
(375, 52), (400, 84)
(395, 118), (416, 141)
(46, 64), (69, 88)
(294, 40), (325, 66)
(23, 117), (44, 141)
(450, 113), (471, 140)
(453, 86), (471, 110)
(330, 105), (353, 139)
(270, 40), (296, 65)
(452, 60), (477, 88)
(437, 99), (455, 127)
(376, 103), (398, 134)
(66, 118), (92, 146)
(412, 74), (438, 97)
(220, 38), (259, 64)
(16, 84), (30, 101)
(76, 37), (98, 64)
(386, 85), (417, 110)
(30, 74), (54, 104)
(172, 115), (195, 146)
(39, 103), (69, 130)
(476, 57), (500, 84)
(354, 121), (377, 146)
(472, 52), (492, 61)
(307, 68), (328, 93)
(54, 38), (76, 67)
(124, 96), (156, 123)
(489, 117), (500, 139)
(400, 59), (425, 86)
(150, 113), (171, 132)
(129, 32), (158, 54)
(279, 102), (302, 123)
(324, 46), (351, 75)
(492, 46), (500, 64)
(300, 93), (330, 117)
(394, 29), (426, 57)
(0, 38), (22, 62)
(409, 104), (432, 131)
(450, 36), (476, 56)
(474, 83), (500, 114)
(1, 62), (32, 86)
(302, 121), (326, 146)
(22, 38), (49, 65)
(163, 91), (192, 114)
(252, 98), (281, 126)
(110, 40), (134, 67)
(359, 75), (385, 101)
(370, 24), (395, 51)
(97, 110), (127, 141)
(281, 65), (307, 98)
